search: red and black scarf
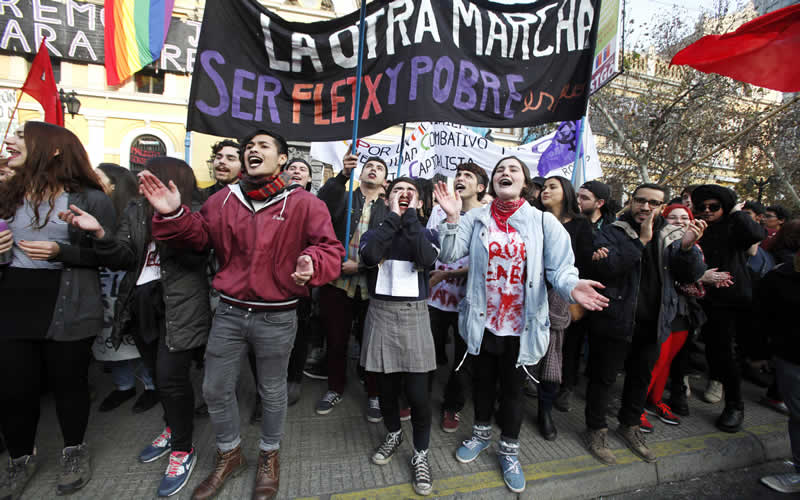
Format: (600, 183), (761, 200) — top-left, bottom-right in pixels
(490, 198), (525, 232)
(239, 171), (292, 201)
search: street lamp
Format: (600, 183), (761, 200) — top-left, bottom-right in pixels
(746, 175), (777, 204)
(59, 89), (81, 118)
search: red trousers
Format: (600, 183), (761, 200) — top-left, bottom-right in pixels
(646, 330), (689, 405)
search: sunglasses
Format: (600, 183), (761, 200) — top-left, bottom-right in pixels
(698, 203), (721, 212)
(632, 197), (663, 207)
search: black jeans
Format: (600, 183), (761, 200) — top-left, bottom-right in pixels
(378, 372), (431, 451)
(585, 323), (661, 430)
(472, 333), (527, 441)
(562, 319), (590, 390)
(130, 283), (196, 453)
(134, 333), (197, 453)
(702, 305), (743, 407)
(428, 307), (467, 412)
(0, 337), (93, 458)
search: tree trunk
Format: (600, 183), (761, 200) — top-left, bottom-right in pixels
(595, 101), (651, 183)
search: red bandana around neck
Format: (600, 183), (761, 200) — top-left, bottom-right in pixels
(239, 171), (291, 201)
(490, 198), (525, 231)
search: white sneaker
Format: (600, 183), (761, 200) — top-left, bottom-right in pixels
(761, 472), (800, 493)
(703, 380), (723, 404)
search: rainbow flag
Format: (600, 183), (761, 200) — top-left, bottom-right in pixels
(104, 0), (175, 86)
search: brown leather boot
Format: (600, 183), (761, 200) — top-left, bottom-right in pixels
(191, 446), (247, 500)
(251, 450), (279, 500)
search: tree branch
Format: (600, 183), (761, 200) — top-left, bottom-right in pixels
(595, 101), (651, 183)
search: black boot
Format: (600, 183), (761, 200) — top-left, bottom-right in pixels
(715, 404), (744, 433)
(668, 387), (690, 416)
(537, 409), (557, 441)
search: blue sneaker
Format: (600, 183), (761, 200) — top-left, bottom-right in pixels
(455, 436), (491, 464)
(157, 449), (195, 497)
(139, 428), (172, 463)
(498, 441), (525, 493)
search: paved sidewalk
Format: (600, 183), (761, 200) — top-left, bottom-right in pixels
(5, 359), (791, 499)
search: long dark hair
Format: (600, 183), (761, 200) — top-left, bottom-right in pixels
(537, 176), (583, 222)
(487, 156), (532, 200)
(142, 157), (197, 241)
(0, 121), (103, 228)
(97, 163), (138, 224)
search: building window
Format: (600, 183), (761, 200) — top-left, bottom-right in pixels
(129, 134), (167, 173)
(134, 69), (165, 94)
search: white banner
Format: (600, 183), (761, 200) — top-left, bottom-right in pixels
(310, 122), (601, 184)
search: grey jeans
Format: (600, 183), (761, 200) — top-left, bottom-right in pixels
(774, 357), (800, 472)
(203, 303), (297, 452)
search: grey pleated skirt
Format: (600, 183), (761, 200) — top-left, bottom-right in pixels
(360, 298), (436, 374)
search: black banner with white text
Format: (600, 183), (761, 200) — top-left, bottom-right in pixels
(188, 0), (600, 141)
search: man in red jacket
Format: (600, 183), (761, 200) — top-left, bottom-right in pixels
(140, 129), (344, 500)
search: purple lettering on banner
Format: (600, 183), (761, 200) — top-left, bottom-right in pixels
(385, 62), (404, 105)
(479, 70), (501, 115)
(454, 60), (479, 110)
(409, 56), (433, 101)
(432, 56), (455, 104)
(255, 75), (282, 123)
(196, 51), (229, 116)
(504, 74), (524, 119)
(407, 159), (418, 178)
(232, 69), (255, 120)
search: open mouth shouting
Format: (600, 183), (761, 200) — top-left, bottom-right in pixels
(454, 181), (466, 192)
(5, 146), (20, 160)
(497, 177), (513, 187)
(398, 195), (411, 209)
(247, 154), (263, 170)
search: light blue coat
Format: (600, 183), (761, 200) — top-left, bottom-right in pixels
(438, 203), (579, 367)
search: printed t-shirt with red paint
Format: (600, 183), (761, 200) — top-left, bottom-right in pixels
(426, 205), (468, 313)
(485, 218), (527, 337)
(136, 241), (161, 286)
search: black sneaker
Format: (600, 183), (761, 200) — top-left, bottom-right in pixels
(99, 388), (136, 412)
(411, 449), (433, 496)
(372, 430), (403, 465)
(303, 360), (328, 380)
(667, 391), (690, 417)
(132, 389), (159, 414)
(554, 388), (572, 412)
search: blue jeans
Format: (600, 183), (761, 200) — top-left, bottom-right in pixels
(774, 357), (800, 472)
(110, 358), (155, 391)
(203, 303), (296, 453)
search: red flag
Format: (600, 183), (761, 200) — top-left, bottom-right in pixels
(20, 42), (63, 126)
(670, 4), (800, 92)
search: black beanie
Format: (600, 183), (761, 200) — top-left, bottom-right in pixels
(691, 184), (737, 214)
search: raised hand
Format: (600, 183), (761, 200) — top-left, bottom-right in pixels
(18, 240), (60, 260)
(59, 204), (105, 238)
(138, 170), (181, 215)
(342, 152), (358, 178)
(681, 219), (707, 250)
(292, 255), (314, 286)
(639, 210), (657, 245)
(570, 280), (610, 311)
(701, 268), (734, 288)
(433, 181), (461, 223)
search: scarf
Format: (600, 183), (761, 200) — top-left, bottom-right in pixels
(490, 198), (525, 232)
(238, 171), (291, 201)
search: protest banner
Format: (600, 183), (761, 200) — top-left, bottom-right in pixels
(589, 0), (623, 94)
(310, 121), (602, 182)
(187, 0), (601, 142)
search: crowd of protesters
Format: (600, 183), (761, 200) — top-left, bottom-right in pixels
(0, 122), (798, 499)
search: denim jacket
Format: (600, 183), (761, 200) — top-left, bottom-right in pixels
(438, 203), (579, 367)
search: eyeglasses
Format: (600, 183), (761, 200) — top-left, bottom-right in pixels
(698, 203), (721, 212)
(633, 197), (663, 207)
(667, 216), (691, 222)
(763, 214), (777, 219)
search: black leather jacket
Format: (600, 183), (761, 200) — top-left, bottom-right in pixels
(94, 199), (210, 352)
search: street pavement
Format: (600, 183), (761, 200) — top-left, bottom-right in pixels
(5, 355), (793, 499)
